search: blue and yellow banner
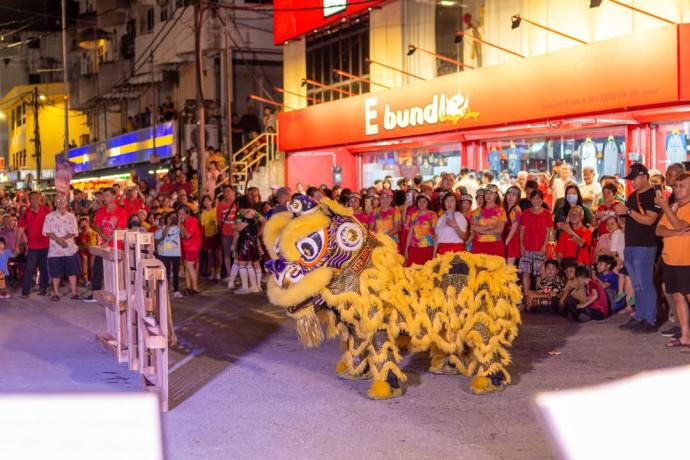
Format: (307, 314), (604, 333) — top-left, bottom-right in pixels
(64, 122), (175, 174)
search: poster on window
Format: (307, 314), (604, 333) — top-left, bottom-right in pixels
(55, 158), (75, 194)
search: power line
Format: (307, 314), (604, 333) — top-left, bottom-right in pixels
(205, 0), (380, 13)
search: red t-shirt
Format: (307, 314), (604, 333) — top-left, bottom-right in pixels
(521, 208), (553, 252)
(587, 279), (609, 317)
(94, 205), (128, 248)
(159, 182), (175, 196)
(557, 225), (592, 265)
(216, 200), (238, 236)
(122, 197), (147, 218)
(175, 182), (192, 195)
(18, 205), (50, 249)
(181, 216), (202, 252)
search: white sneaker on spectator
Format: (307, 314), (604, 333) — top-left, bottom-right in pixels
(173, 291), (183, 299)
(235, 287), (251, 295)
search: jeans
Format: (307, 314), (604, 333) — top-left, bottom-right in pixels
(624, 246), (658, 325)
(22, 248), (49, 295)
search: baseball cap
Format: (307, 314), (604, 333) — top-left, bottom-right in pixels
(459, 193), (473, 203)
(623, 163), (649, 180)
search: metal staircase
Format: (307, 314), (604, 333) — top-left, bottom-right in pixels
(230, 133), (279, 191)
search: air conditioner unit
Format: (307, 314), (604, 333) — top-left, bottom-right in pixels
(184, 124), (219, 151)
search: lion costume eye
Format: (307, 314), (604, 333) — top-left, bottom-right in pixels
(295, 230), (327, 266)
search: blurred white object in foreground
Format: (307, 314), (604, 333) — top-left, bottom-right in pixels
(536, 366), (690, 459)
(0, 392), (163, 460)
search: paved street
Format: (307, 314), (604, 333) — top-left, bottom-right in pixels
(2, 283), (688, 460)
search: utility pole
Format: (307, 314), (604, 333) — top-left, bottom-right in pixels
(32, 86), (42, 185)
(223, 10), (234, 185)
(61, 0), (70, 158)
(194, 2), (206, 196)
(150, 52), (157, 162)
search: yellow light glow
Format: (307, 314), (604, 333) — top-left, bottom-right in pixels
(38, 94), (46, 102)
(0, 111), (5, 120)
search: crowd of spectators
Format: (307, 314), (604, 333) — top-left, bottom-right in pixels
(2, 156), (690, 351)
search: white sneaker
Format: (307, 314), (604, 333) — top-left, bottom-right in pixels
(234, 287), (251, 295)
(173, 291), (183, 298)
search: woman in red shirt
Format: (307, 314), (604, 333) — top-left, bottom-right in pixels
(178, 206), (202, 295)
(556, 206), (592, 265)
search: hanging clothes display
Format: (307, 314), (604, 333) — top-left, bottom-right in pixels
(665, 130), (688, 165)
(602, 137), (619, 176)
(579, 138), (598, 177)
(506, 143), (521, 175)
(487, 148), (500, 173)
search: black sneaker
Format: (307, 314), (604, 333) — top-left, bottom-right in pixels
(37, 289), (48, 296)
(659, 325), (681, 338)
(81, 294), (98, 303)
(619, 318), (642, 330)
(632, 322), (658, 334)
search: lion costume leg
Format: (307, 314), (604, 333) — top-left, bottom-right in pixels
(336, 328), (371, 380)
(367, 330), (406, 400)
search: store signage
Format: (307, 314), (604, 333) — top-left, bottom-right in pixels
(279, 25), (685, 152)
(63, 122), (175, 174)
(364, 92), (479, 136)
(273, 0), (382, 44)
(324, 0), (346, 17)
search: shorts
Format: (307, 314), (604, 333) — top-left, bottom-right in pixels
(519, 251), (546, 276)
(47, 254), (82, 278)
(221, 235), (234, 256)
(437, 243), (465, 255)
(203, 234), (220, 250)
(182, 250), (200, 263)
(662, 262), (690, 295)
(471, 240), (505, 258)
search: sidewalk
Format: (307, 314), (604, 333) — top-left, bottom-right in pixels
(1, 284), (688, 459)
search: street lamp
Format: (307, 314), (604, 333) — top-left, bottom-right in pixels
(407, 44), (474, 70)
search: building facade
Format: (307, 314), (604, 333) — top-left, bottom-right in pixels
(0, 83), (89, 188)
(275, 0), (690, 189)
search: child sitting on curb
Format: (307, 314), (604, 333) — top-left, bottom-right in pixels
(566, 265), (610, 323)
(525, 259), (564, 313)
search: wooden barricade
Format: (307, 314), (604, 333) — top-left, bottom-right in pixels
(134, 259), (170, 412)
(124, 231), (155, 371)
(92, 230), (128, 363)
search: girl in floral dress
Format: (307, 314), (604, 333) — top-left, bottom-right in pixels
(502, 186), (523, 264)
(373, 190), (402, 244)
(404, 194), (437, 266)
(470, 184), (507, 257)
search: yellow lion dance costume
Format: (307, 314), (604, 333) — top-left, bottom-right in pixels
(263, 195), (522, 399)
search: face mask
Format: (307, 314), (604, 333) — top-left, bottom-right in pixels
(566, 194), (578, 205)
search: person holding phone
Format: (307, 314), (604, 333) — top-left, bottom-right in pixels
(434, 193), (468, 256)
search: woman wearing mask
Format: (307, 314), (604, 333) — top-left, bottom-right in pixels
(470, 184), (507, 257)
(373, 190), (402, 245)
(556, 205), (593, 265)
(553, 185), (593, 238)
(434, 193), (468, 256)
(502, 186), (523, 265)
(404, 194), (437, 266)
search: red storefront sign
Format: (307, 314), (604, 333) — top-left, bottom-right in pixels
(273, 0), (383, 45)
(279, 25), (690, 152)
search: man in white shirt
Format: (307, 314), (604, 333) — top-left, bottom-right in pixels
(580, 166), (602, 208)
(42, 195), (80, 300)
(550, 163), (574, 203)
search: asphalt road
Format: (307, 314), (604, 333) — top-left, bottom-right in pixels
(1, 282), (688, 459)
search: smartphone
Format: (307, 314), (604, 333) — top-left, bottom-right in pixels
(654, 184), (663, 192)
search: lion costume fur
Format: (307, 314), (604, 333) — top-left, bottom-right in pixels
(263, 196), (522, 399)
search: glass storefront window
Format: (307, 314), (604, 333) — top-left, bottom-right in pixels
(653, 122), (690, 173)
(361, 144), (461, 187)
(483, 130), (626, 182)
(435, 0), (485, 76)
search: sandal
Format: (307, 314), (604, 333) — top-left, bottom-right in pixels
(665, 338), (690, 348)
(70, 294), (80, 300)
(50, 294), (60, 301)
